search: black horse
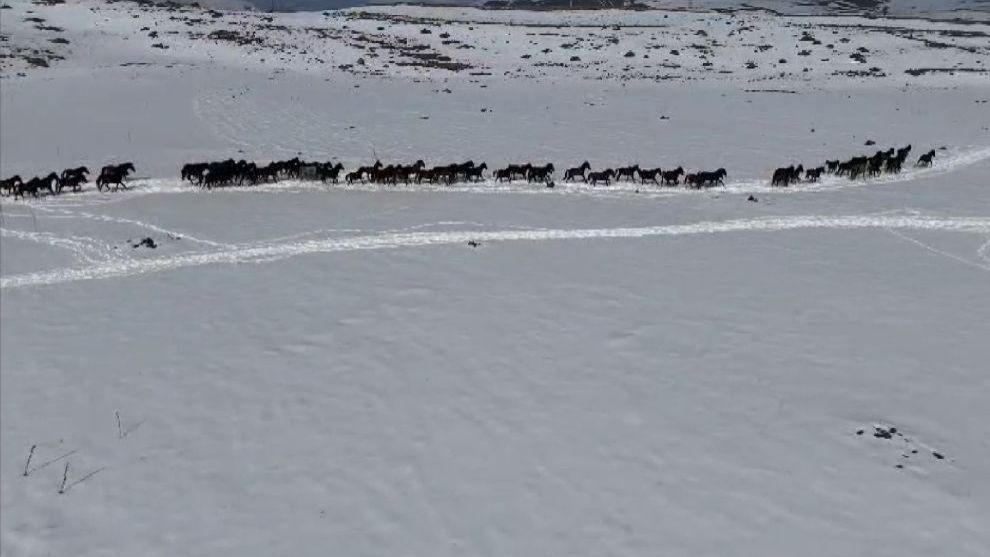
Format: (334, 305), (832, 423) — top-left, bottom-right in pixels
(638, 167), (661, 185)
(804, 167), (824, 182)
(771, 165), (802, 187)
(692, 168), (727, 188)
(615, 165), (640, 182)
(97, 162), (136, 192)
(1, 175), (22, 196)
(15, 173), (59, 199)
(564, 161), (591, 182)
(504, 163), (532, 181)
(916, 150), (936, 167)
(57, 170), (88, 193)
(465, 163), (488, 182)
(345, 170), (365, 184)
(587, 169), (615, 186)
(661, 166), (684, 186)
(527, 163), (555, 183)
(181, 163), (208, 184)
(318, 162), (345, 183)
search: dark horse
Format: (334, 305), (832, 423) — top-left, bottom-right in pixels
(564, 161), (591, 182)
(465, 163), (488, 182)
(691, 168), (727, 188)
(661, 167), (684, 186)
(15, 173), (59, 199)
(181, 162), (209, 184)
(637, 167), (662, 185)
(917, 150), (936, 167)
(1, 175), (23, 196)
(771, 164), (802, 187)
(58, 166), (89, 193)
(527, 163), (555, 184)
(97, 162), (136, 192)
(804, 167), (825, 182)
(318, 162), (345, 183)
(615, 165), (640, 182)
(587, 169), (615, 186)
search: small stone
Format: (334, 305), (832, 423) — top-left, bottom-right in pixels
(932, 452), (945, 460)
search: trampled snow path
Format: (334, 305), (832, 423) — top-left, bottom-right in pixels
(3, 214), (989, 289)
(3, 146), (987, 206)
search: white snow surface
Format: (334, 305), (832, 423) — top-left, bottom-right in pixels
(2, 1), (990, 556)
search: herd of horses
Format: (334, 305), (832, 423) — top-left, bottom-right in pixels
(0, 163), (135, 199)
(771, 145), (934, 187)
(2, 147), (939, 199)
(178, 158), (728, 189)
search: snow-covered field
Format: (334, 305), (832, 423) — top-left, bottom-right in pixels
(2, 1), (990, 555)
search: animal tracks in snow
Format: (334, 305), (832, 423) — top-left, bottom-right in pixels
(2, 146), (988, 206)
(2, 214), (989, 289)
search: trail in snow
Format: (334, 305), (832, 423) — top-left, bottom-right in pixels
(30, 206), (236, 249)
(3, 214), (989, 289)
(2, 147), (987, 206)
(0, 228), (126, 265)
(885, 229), (990, 272)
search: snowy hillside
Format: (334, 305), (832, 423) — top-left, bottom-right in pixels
(2, 1), (990, 556)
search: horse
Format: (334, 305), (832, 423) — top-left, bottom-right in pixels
(494, 168), (512, 182)
(60, 166), (89, 182)
(564, 161), (591, 182)
(318, 162), (345, 183)
(454, 160), (475, 180)
(804, 167), (824, 182)
(587, 169), (615, 186)
(637, 167), (661, 185)
(97, 163), (135, 191)
(868, 156), (885, 177)
(527, 163), (555, 184)
(57, 171), (88, 193)
(345, 171), (365, 184)
(825, 160), (840, 174)
(916, 150), (936, 167)
(15, 173), (59, 199)
(771, 164), (802, 187)
(505, 163), (531, 181)
(693, 168), (727, 188)
(354, 160), (382, 182)
(661, 166), (684, 186)
(181, 163), (208, 184)
(1, 175), (22, 196)
(615, 164), (640, 182)
(465, 163), (488, 182)
(392, 160), (426, 184)
(885, 155), (904, 174)
(896, 145), (912, 161)
(252, 164), (280, 184)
